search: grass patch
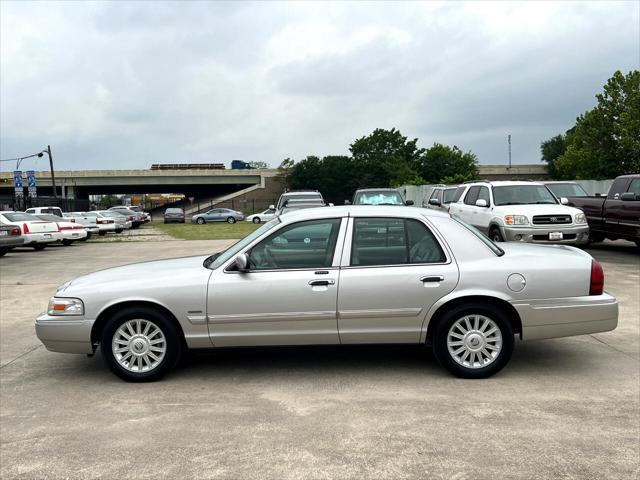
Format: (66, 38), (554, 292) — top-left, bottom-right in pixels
(153, 221), (260, 240)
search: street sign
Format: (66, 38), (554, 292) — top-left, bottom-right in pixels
(26, 170), (37, 198)
(13, 171), (24, 198)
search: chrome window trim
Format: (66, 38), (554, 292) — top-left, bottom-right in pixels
(341, 215), (452, 268)
(222, 217), (348, 274)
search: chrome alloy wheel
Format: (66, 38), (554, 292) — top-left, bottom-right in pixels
(112, 319), (167, 373)
(447, 315), (503, 369)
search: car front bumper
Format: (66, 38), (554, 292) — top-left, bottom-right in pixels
(35, 313), (95, 354)
(501, 224), (590, 245)
(511, 293), (618, 340)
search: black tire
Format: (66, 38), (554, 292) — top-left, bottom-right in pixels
(590, 233), (605, 244)
(0, 249), (7, 257)
(635, 240), (640, 248)
(99, 231), (107, 236)
(432, 303), (514, 379)
(227, 217), (236, 224)
(100, 307), (182, 382)
(33, 244), (46, 251)
(115, 229), (123, 234)
(196, 218), (205, 225)
(62, 239), (73, 246)
(489, 226), (504, 242)
(252, 217), (261, 224)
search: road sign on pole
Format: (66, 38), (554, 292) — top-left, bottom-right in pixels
(27, 170), (37, 198)
(13, 171), (24, 198)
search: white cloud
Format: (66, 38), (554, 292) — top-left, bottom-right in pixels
(1, 0), (638, 170)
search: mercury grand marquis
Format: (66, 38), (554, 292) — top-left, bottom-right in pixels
(35, 206), (618, 382)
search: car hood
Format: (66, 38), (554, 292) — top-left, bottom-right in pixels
(493, 204), (582, 215)
(59, 255), (210, 294)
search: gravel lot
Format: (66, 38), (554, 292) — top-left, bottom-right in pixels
(1, 240), (638, 479)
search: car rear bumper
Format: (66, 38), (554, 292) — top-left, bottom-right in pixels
(24, 232), (63, 244)
(97, 224), (117, 232)
(511, 293), (618, 340)
(61, 230), (88, 241)
(0, 236), (25, 248)
(501, 224), (590, 245)
(35, 314), (94, 354)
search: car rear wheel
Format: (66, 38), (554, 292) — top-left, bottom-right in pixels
(432, 303), (514, 379)
(0, 248), (7, 256)
(100, 307), (182, 382)
(99, 231), (107, 236)
(62, 239), (73, 246)
(115, 229), (123, 234)
(252, 217), (261, 224)
(196, 218), (205, 225)
(227, 217), (236, 224)
(33, 244), (46, 251)
(489, 227), (504, 242)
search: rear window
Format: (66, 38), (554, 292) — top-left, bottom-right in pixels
(165, 208), (184, 214)
(2, 212), (38, 221)
(353, 190), (404, 205)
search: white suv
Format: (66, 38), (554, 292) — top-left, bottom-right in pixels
(448, 181), (589, 245)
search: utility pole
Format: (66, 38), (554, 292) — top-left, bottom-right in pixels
(46, 145), (57, 199)
(508, 134), (512, 170)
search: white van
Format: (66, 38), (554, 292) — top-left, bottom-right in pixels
(25, 206), (64, 218)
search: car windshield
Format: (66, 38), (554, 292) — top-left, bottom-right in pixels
(2, 212), (38, 221)
(493, 185), (558, 206)
(280, 204), (324, 215)
(443, 188), (457, 203)
(452, 216), (504, 256)
(277, 193), (321, 209)
(206, 218), (280, 269)
(546, 183), (588, 198)
(354, 191), (404, 205)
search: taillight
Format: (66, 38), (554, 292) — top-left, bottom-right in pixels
(590, 260), (604, 295)
(23, 223), (30, 234)
(10, 227), (21, 236)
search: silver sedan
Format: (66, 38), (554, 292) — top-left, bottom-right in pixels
(35, 206), (618, 382)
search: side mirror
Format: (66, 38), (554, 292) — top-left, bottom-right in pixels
(234, 253), (250, 272)
(269, 204), (275, 210)
(344, 200), (351, 205)
(560, 197), (569, 205)
(620, 192), (636, 201)
(405, 200), (414, 206)
(429, 198), (441, 206)
(475, 199), (488, 207)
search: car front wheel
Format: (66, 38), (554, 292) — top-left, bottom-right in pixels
(432, 303), (514, 379)
(101, 307), (182, 382)
(252, 217), (261, 224)
(489, 227), (504, 242)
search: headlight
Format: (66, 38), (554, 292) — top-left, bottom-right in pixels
(47, 297), (84, 316)
(575, 213), (587, 224)
(504, 215), (529, 226)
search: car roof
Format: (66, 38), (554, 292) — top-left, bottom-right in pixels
(280, 205), (449, 223)
(467, 180), (544, 187)
(354, 188), (399, 192)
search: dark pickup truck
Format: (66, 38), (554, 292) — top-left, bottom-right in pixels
(566, 174), (639, 246)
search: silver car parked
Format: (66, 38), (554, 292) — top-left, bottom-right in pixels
(35, 206), (618, 382)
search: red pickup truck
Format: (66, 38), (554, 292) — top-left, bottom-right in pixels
(566, 174), (639, 247)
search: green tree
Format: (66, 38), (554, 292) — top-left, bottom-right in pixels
(276, 157), (295, 191)
(540, 134), (567, 179)
(417, 143), (479, 184)
(545, 70), (640, 179)
(349, 128), (424, 187)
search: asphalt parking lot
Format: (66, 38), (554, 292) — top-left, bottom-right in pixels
(1, 241), (638, 479)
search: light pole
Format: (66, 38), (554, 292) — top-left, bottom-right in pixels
(10, 146), (57, 198)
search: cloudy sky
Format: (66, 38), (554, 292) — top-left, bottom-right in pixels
(1, 1), (638, 171)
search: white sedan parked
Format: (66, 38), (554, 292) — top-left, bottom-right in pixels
(246, 208), (275, 224)
(0, 211), (62, 250)
(36, 214), (88, 245)
(35, 206), (617, 382)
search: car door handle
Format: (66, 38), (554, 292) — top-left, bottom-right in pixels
(420, 275), (444, 283)
(309, 279), (335, 286)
